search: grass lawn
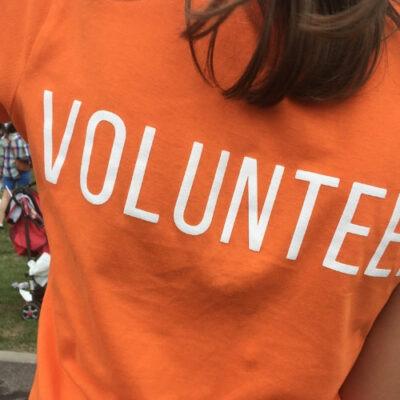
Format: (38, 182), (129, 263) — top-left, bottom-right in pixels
(0, 222), (38, 353)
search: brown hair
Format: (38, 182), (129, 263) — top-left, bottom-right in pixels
(184, 0), (400, 106)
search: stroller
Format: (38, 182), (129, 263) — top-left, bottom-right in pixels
(5, 183), (51, 320)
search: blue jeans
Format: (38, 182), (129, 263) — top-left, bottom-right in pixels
(2, 171), (31, 190)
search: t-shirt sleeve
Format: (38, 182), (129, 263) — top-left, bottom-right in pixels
(16, 136), (31, 160)
(0, 0), (52, 122)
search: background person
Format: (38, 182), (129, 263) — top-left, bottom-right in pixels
(0, 122), (31, 229)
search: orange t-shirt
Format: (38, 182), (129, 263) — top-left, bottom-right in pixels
(1, 1), (400, 399)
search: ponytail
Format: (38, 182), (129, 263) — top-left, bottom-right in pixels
(184, 0), (400, 106)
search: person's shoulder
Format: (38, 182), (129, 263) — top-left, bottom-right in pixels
(15, 133), (29, 145)
(0, 0), (54, 112)
(13, 133), (23, 140)
(0, 0), (52, 8)
(8, 132), (20, 141)
(0, 0), (53, 42)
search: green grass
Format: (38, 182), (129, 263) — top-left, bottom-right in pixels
(0, 223), (38, 353)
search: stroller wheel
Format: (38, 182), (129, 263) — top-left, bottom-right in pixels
(21, 302), (41, 320)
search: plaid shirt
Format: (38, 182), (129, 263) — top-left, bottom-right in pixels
(0, 133), (31, 179)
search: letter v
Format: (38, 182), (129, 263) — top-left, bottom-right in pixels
(44, 90), (82, 184)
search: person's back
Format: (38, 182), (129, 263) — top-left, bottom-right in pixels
(0, 1), (399, 399)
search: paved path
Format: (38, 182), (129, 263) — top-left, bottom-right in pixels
(0, 352), (36, 400)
